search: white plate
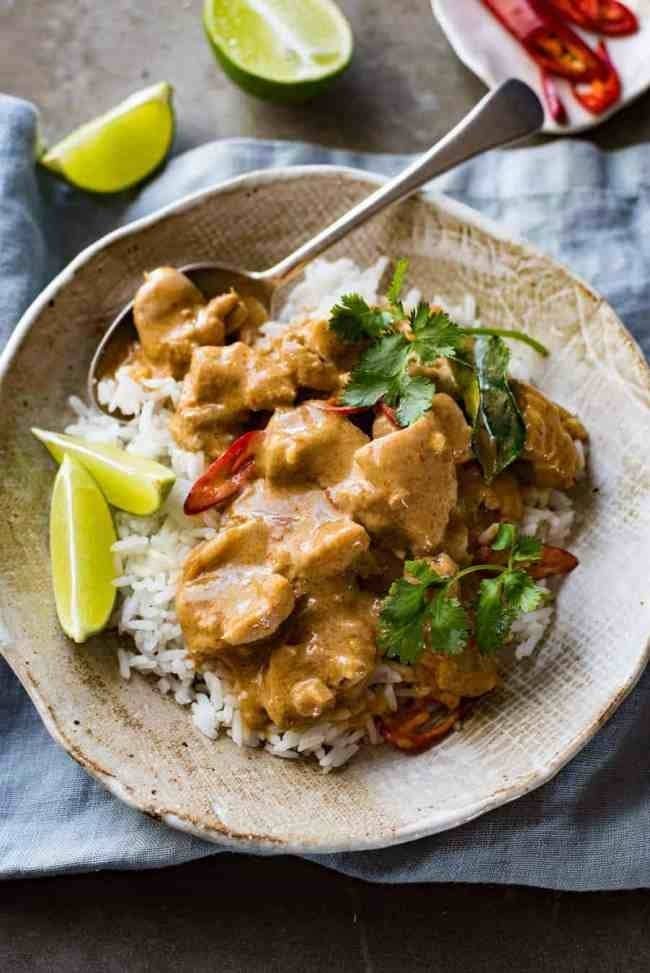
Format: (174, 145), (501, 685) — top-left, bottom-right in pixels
(433, 0), (650, 133)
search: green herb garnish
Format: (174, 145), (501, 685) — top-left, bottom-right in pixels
(378, 524), (548, 664)
(454, 335), (527, 482)
(328, 260), (548, 462)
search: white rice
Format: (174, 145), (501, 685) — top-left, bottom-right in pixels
(68, 258), (578, 768)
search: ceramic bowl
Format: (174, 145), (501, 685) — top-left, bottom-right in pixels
(433, 0), (650, 134)
(1, 167), (649, 853)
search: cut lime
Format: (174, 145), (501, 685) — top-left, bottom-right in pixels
(50, 455), (117, 644)
(33, 428), (176, 516)
(203, 0), (353, 103)
(39, 82), (174, 193)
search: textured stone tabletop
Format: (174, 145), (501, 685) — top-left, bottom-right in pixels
(2, 1), (650, 970)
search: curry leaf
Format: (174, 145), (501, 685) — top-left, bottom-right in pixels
(461, 336), (526, 482)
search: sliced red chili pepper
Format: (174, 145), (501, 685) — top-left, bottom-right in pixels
(541, 69), (568, 124)
(379, 697), (460, 753)
(481, 0), (607, 81)
(526, 544), (579, 579)
(545, 0), (638, 36)
(476, 542), (578, 578)
(571, 41), (621, 115)
(375, 401), (400, 428)
(183, 430), (262, 515)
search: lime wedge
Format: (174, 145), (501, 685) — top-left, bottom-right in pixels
(33, 428), (176, 516)
(50, 455), (117, 644)
(39, 82), (174, 193)
(203, 0), (353, 103)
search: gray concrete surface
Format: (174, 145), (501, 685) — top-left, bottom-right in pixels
(2, 0), (650, 154)
(2, 2), (650, 970)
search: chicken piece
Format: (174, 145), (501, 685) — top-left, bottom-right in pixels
(237, 295), (269, 345)
(176, 520), (294, 663)
(430, 643), (499, 698)
(133, 268), (250, 379)
(232, 479), (369, 582)
(429, 393), (473, 463)
(371, 413), (396, 439)
(330, 398), (470, 555)
(270, 318), (351, 393)
(457, 462), (524, 540)
(170, 343), (296, 456)
(411, 356), (460, 398)
(256, 403), (368, 487)
(514, 382), (587, 489)
(259, 579), (377, 728)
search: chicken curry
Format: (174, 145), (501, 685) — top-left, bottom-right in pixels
(123, 264), (586, 752)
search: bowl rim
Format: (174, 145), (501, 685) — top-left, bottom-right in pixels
(1, 163), (649, 855)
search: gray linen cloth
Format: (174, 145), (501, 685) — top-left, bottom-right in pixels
(1, 93), (649, 887)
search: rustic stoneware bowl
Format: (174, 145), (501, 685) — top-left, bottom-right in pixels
(1, 168), (649, 854)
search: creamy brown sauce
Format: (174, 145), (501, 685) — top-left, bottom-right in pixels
(125, 268), (587, 734)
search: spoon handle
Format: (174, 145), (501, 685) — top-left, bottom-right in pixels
(258, 79), (543, 286)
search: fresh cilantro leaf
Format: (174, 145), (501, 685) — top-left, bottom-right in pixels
(394, 373), (436, 427)
(387, 258), (409, 308)
(410, 307), (464, 364)
(492, 523), (517, 552)
(379, 559), (468, 664)
(512, 534), (543, 563)
(329, 294), (392, 342)
(502, 569), (546, 614)
(404, 559), (447, 585)
(475, 576), (513, 654)
(341, 333), (411, 409)
(378, 576), (430, 664)
(427, 594), (469, 655)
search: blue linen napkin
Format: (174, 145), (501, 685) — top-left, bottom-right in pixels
(1, 93), (649, 888)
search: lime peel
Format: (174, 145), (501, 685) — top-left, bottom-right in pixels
(33, 428), (175, 516)
(39, 82), (174, 193)
(50, 455), (117, 644)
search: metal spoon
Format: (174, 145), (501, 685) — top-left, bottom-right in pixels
(88, 79), (543, 411)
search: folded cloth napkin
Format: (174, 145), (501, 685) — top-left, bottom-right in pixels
(1, 93), (649, 888)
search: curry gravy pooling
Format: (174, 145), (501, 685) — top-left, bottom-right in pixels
(119, 266), (587, 743)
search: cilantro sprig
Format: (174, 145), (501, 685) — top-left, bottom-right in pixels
(329, 260), (548, 456)
(378, 524), (548, 665)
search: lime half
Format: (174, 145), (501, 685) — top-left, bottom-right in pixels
(33, 428), (176, 516)
(39, 82), (174, 193)
(203, 0), (353, 103)
(50, 455), (117, 644)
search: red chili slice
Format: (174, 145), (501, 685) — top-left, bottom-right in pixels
(379, 697), (460, 753)
(476, 543), (579, 578)
(375, 401), (400, 428)
(545, 0), (638, 36)
(526, 544), (579, 579)
(571, 41), (621, 115)
(183, 430), (262, 516)
(481, 0), (608, 82)
(541, 69), (568, 124)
